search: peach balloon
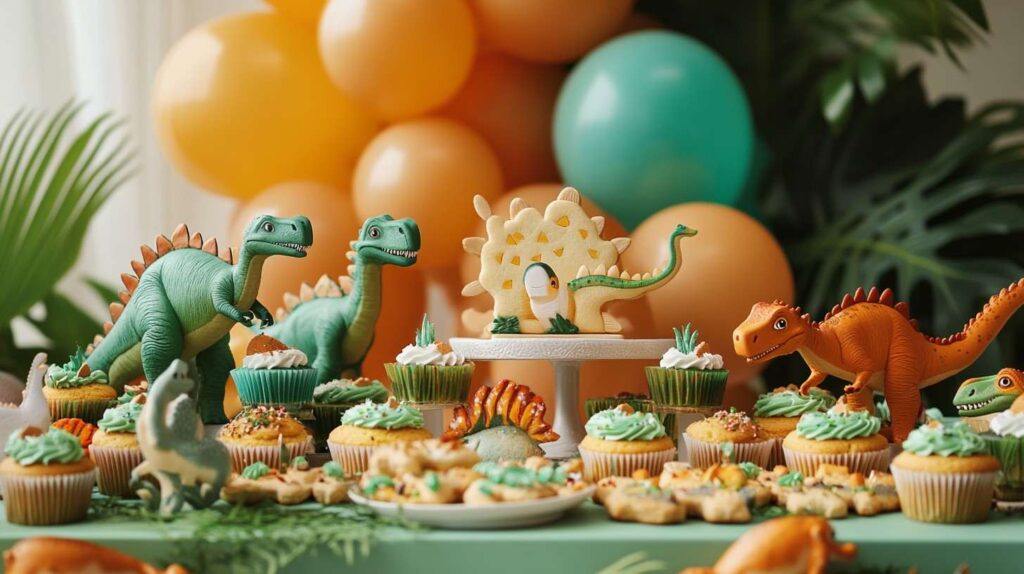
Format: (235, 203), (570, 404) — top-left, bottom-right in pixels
(318, 0), (476, 120)
(442, 53), (565, 188)
(264, 0), (325, 25)
(470, 0), (633, 63)
(153, 13), (378, 199)
(353, 118), (504, 269)
(229, 181), (361, 309)
(621, 203), (794, 384)
(362, 266), (427, 382)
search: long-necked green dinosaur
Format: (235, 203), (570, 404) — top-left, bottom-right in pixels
(953, 368), (1024, 417)
(85, 215), (312, 423)
(263, 215), (420, 383)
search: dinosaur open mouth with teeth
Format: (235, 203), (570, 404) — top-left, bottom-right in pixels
(276, 242), (308, 253)
(745, 342), (785, 363)
(956, 397), (996, 412)
(383, 248), (417, 259)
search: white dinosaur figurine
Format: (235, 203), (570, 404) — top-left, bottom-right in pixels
(0, 353), (51, 458)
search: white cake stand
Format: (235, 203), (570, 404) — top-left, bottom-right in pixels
(450, 337), (674, 459)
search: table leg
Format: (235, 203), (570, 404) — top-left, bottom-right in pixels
(542, 360), (583, 459)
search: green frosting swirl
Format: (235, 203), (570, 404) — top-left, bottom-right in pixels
(313, 379), (388, 405)
(585, 407), (667, 441)
(4, 428), (84, 465)
(902, 420), (989, 457)
(472, 462), (566, 487)
(753, 388), (836, 417)
(739, 462), (761, 478)
(45, 365), (108, 388)
(341, 399), (424, 429)
(97, 400), (143, 434)
(875, 400), (891, 424)
(795, 411), (881, 440)
(323, 461), (344, 479)
(242, 462), (270, 479)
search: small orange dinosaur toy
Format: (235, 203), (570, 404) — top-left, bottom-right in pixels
(679, 515), (857, 574)
(51, 418), (97, 451)
(4, 537), (188, 573)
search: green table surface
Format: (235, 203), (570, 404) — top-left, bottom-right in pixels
(2, 501), (1023, 573)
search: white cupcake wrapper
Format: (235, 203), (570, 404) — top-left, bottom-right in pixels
(224, 438), (312, 473)
(768, 438), (786, 468)
(782, 446), (890, 476)
(90, 445), (144, 497)
(891, 466), (996, 523)
(327, 442), (378, 476)
(683, 436), (772, 469)
(1, 469), (95, 525)
(578, 446), (677, 482)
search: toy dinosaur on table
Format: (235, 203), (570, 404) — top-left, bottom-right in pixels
(84, 215), (312, 422)
(132, 359), (230, 517)
(444, 379), (558, 461)
(4, 537), (188, 574)
(0, 353), (49, 458)
(461, 187), (696, 335)
(264, 215), (420, 383)
(954, 368), (1023, 418)
(733, 280), (1024, 442)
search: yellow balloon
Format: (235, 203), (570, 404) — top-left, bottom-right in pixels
(153, 12), (378, 199)
(264, 0), (325, 25)
(318, 0), (477, 121)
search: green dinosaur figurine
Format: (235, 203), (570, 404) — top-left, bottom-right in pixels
(264, 215), (420, 383)
(132, 359), (231, 517)
(954, 368), (1024, 417)
(86, 215), (312, 423)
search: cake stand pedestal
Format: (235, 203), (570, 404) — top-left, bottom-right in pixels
(450, 337), (673, 459)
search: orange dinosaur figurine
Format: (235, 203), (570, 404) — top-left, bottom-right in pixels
(679, 515), (857, 574)
(4, 537), (188, 573)
(733, 280), (1024, 442)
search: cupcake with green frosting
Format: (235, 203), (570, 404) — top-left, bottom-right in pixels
(91, 394), (146, 497)
(782, 410), (889, 475)
(385, 315), (474, 405)
(309, 377), (389, 451)
(585, 392), (677, 444)
(984, 400), (1024, 502)
(578, 404), (676, 481)
(0, 427), (96, 525)
(753, 385), (836, 466)
(644, 324), (728, 409)
(892, 410), (998, 523)
(326, 397), (432, 475)
(42, 348), (116, 424)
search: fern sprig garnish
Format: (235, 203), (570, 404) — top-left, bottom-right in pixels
(415, 314), (436, 347)
(672, 324), (699, 354)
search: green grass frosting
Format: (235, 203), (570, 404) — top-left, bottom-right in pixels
(585, 407), (667, 441)
(5, 428), (84, 465)
(796, 410), (881, 440)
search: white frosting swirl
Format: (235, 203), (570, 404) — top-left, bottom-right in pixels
(395, 343), (466, 366)
(990, 409), (1024, 438)
(659, 346), (724, 370)
(242, 348), (308, 369)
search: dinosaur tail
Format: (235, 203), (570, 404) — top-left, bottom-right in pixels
(567, 224), (696, 295)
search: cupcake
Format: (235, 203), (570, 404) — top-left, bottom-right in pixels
(0, 427), (96, 525)
(782, 410), (889, 475)
(644, 324), (728, 409)
(230, 335), (318, 406)
(753, 385), (836, 466)
(91, 394), (145, 497)
(43, 348), (116, 423)
(892, 411), (998, 523)
(684, 409), (772, 468)
(309, 377), (389, 451)
(982, 396), (1024, 502)
(385, 315), (474, 405)
(585, 393), (677, 443)
(327, 397), (432, 475)
(578, 404), (676, 481)
(218, 405), (312, 472)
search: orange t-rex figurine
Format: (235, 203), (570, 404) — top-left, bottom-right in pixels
(4, 537), (188, 573)
(680, 515), (857, 574)
(733, 279), (1024, 442)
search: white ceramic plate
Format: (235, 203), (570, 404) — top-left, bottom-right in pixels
(349, 485), (596, 529)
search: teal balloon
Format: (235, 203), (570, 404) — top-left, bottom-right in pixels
(554, 31), (754, 229)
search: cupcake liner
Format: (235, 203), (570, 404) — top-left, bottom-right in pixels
(684, 436), (772, 469)
(327, 442), (379, 476)
(783, 446), (891, 476)
(768, 438), (786, 468)
(385, 363), (474, 404)
(1, 470), (95, 525)
(983, 434), (1024, 501)
(91, 444), (144, 497)
(309, 404), (354, 452)
(644, 367), (727, 408)
(223, 437), (312, 473)
(231, 368), (319, 406)
(47, 397), (113, 424)
(891, 465), (996, 523)
(578, 445), (676, 482)
(585, 398), (655, 418)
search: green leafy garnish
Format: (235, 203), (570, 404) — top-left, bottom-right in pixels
(672, 324), (699, 354)
(546, 313), (579, 335)
(490, 315), (521, 335)
(414, 314), (436, 347)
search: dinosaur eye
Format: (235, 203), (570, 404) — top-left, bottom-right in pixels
(773, 318), (787, 330)
(262, 222), (274, 233)
(999, 377), (1013, 389)
(550, 278), (557, 288)
(368, 226), (381, 239)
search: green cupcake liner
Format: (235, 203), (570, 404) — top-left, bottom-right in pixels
(644, 367), (728, 408)
(309, 403), (354, 452)
(47, 398), (114, 424)
(231, 367), (319, 406)
(584, 396), (676, 444)
(384, 363), (474, 404)
(983, 434), (1024, 501)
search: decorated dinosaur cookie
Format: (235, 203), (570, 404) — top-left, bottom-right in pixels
(461, 187), (697, 334)
(733, 280), (1024, 442)
(3, 537), (188, 574)
(0, 354), (50, 458)
(84, 216), (312, 423)
(444, 379), (559, 460)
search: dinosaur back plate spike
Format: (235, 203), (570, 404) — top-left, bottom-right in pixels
(155, 235), (172, 255)
(189, 232), (203, 249)
(171, 224), (189, 248)
(140, 244), (158, 266)
(202, 237), (218, 255)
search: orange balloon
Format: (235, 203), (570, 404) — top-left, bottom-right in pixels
(470, 0), (633, 63)
(318, 0), (476, 121)
(442, 53), (565, 188)
(362, 266), (427, 382)
(264, 0), (325, 25)
(353, 118), (504, 269)
(620, 203), (795, 385)
(153, 12), (378, 199)
(229, 182), (361, 308)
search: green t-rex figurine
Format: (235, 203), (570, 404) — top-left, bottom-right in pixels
(86, 215), (312, 423)
(954, 368), (1024, 417)
(263, 215), (420, 383)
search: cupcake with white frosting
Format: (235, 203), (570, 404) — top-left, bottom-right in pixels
(644, 324), (728, 409)
(385, 315), (474, 405)
(984, 395), (1024, 501)
(230, 335), (319, 406)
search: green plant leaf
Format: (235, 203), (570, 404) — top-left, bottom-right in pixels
(821, 64), (855, 129)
